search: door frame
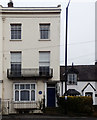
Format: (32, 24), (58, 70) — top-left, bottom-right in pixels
(45, 83), (56, 107)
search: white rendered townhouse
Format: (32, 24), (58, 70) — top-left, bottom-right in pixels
(0, 1), (61, 114)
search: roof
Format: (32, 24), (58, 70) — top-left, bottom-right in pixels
(60, 65), (97, 81)
(64, 89), (80, 96)
(0, 5), (61, 14)
(82, 83), (96, 92)
(68, 65), (79, 74)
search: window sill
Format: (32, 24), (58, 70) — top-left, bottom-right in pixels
(13, 101), (36, 103)
(38, 39), (51, 41)
(10, 39), (22, 41)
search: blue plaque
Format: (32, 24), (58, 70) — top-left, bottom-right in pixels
(39, 91), (42, 95)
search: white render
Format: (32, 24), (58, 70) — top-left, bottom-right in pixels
(60, 81), (97, 105)
(0, 5), (61, 114)
(67, 82), (96, 105)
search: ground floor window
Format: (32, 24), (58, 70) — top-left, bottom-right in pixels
(85, 92), (93, 97)
(14, 83), (36, 102)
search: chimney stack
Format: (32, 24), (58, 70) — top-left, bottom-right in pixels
(8, 0), (13, 7)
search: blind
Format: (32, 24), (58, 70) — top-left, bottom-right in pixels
(40, 24), (50, 31)
(11, 52), (21, 62)
(39, 52), (50, 66)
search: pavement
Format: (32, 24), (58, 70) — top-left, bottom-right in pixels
(1, 115), (97, 120)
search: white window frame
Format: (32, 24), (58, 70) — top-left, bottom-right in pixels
(67, 74), (77, 85)
(10, 52), (22, 76)
(13, 83), (36, 102)
(39, 24), (50, 40)
(10, 23), (22, 40)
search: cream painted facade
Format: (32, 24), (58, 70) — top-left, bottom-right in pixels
(0, 5), (61, 114)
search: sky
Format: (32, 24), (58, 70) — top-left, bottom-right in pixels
(0, 0), (96, 65)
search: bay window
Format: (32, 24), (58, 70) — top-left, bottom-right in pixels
(14, 83), (36, 102)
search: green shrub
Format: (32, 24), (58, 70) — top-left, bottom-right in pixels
(57, 96), (93, 114)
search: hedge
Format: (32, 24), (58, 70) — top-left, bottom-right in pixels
(57, 96), (93, 114)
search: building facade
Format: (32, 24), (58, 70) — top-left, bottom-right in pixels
(0, 2), (61, 114)
(60, 64), (97, 105)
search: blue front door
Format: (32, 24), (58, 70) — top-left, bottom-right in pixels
(47, 88), (55, 107)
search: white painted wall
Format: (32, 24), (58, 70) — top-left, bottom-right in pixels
(0, 6), (3, 100)
(0, 6), (61, 114)
(67, 82), (96, 105)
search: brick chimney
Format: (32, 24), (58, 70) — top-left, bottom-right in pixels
(8, 0), (13, 7)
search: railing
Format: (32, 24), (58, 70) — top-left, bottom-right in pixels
(7, 68), (53, 79)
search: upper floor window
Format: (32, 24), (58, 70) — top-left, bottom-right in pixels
(11, 24), (21, 40)
(39, 51), (50, 76)
(67, 74), (77, 85)
(11, 52), (21, 76)
(40, 24), (50, 39)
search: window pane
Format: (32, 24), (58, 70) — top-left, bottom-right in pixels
(73, 74), (77, 80)
(40, 31), (43, 39)
(45, 31), (48, 39)
(39, 66), (49, 75)
(41, 31), (45, 39)
(15, 91), (19, 101)
(15, 84), (19, 89)
(31, 90), (35, 101)
(31, 84), (35, 89)
(11, 63), (21, 77)
(20, 90), (29, 101)
(26, 84), (30, 89)
(69, 74), (73, 81)
(20, 84), (25, 89)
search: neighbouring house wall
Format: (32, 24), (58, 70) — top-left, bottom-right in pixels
(95, 82), (97, 105)
(67, 82), (96, 105)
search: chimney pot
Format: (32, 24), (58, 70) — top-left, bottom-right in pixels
(8, 0), (13, 7)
